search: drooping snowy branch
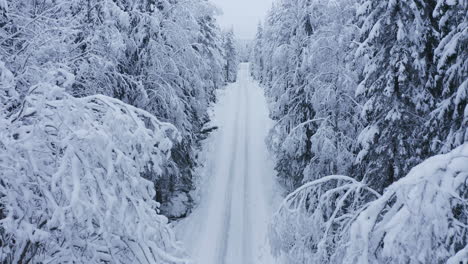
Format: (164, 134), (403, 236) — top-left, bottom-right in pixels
(270, 175), (379, 264)
(0, 68), (188, 263)
(345, 144), (468, 264)
(270, 144), (468, 264)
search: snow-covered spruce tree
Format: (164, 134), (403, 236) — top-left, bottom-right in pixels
(354, 0), (435, 191)
(223, 28), (239, 83)
(0, 65), (188, 263)
(236, 39), (252, 63)
(64, 0), (226, 216)
(0, 0), (227, 218)
(72, 0), (166, 108)
(0, 0), (148, 107)
(0, 0), (81, 107)
(270, 175), (379, 264)
(344, 143), (468, 264)
(197, 13), (226, 103)
(252, 0), (361, 191)
(426, 0), (467, 154)
(133, 0), (226, 217)
(256, 0), (320, 191)
(251, 22), (265, 81)
(298, 0), (361, 183)
(255, 0), (467, 262)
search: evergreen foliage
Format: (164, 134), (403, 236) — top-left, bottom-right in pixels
(252, 0), (467, 262)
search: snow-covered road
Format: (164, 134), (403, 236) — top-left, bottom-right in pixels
(177, 63), (278, 264)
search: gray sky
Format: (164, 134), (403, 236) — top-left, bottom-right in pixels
(210, 0), (274, 40)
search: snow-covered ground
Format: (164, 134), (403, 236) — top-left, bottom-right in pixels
(177, 63), (279, 264)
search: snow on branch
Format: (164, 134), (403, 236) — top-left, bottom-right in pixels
(270, 144), (468, 264)
(270, 175), (380, 264)
(0, 71), (188, 263)
(288, 117), (328, 137)
(345, 144), (468, 264)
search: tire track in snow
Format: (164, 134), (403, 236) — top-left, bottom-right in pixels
(216, 82), (241, 264)
(242, 76), (253, 264)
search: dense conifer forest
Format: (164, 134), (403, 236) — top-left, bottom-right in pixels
(0, 0), (466, 263)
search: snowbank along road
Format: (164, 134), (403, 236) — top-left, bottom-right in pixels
(178, 63), (278, 264)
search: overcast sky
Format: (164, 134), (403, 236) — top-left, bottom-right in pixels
(210, 0), (274, 40)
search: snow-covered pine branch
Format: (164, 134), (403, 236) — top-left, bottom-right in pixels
(345, 143), (468, 264)
(270, 175), (379, 264)
(0, 67), (188, 263)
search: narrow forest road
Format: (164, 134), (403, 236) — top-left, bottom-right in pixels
(177, 63), (278, 264)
